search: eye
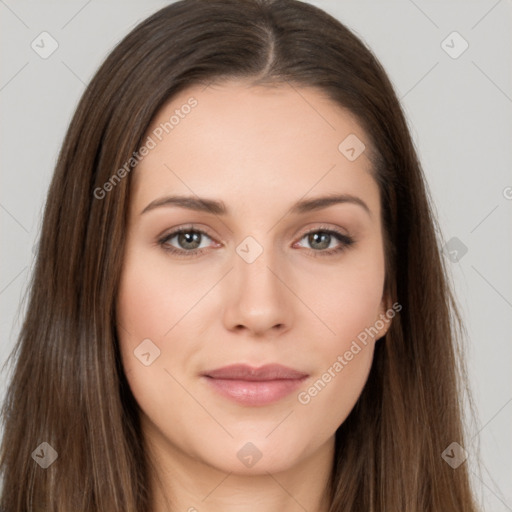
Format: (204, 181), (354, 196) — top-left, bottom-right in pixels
(158, 225), (216, 259)
(294, 225), (355, 257)
(157, 224), (355, 258)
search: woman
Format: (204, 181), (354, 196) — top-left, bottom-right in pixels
(0, 0), (481, 510)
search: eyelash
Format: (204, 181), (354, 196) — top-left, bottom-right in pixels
(157, 224), (355, 259)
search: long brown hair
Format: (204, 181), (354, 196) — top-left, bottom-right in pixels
(0, 0), (481, 510)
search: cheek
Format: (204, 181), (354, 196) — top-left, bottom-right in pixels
(297, 340), (375, 440)
(115, 254), (180, 384)
(295, 274), (382, 433)
(292, 247), (385, 427)
(116, 251), (201, 342)
(299, 245), (386, 344)
(115, 257), (201, 431)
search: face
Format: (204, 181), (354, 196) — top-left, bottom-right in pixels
(116, 80), (391, 476)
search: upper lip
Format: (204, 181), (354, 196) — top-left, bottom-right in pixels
(202, 364), (308, 381)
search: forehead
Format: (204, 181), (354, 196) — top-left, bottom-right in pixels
(131, 80), (379, 217)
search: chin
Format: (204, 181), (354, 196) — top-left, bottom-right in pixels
(194, 434), (314, 476)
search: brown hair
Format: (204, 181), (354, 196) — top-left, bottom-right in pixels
(0, 0), (481, 510)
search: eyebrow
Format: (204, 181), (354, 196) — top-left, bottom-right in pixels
(140, 193), (371, 217)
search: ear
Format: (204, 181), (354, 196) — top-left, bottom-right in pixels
(374, 293), (394, 341)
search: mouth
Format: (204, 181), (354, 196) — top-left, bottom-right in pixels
(200, 363), (309, 406)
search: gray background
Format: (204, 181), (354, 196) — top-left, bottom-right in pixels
(1, 0), (511, 508)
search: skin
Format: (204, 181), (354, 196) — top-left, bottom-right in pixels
(116, 79), (391, 512)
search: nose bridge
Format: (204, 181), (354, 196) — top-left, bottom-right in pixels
(234, 233), (281, 299)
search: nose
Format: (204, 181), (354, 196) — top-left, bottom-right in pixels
(222, 241), (294, 337)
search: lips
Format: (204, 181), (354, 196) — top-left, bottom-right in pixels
(201, 364), (309, 406)
(203, 363), (308, 381)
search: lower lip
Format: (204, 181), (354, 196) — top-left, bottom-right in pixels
(202, 376), (307, 406)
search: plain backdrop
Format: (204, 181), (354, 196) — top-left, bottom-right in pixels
(1, 0), (511, 509)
